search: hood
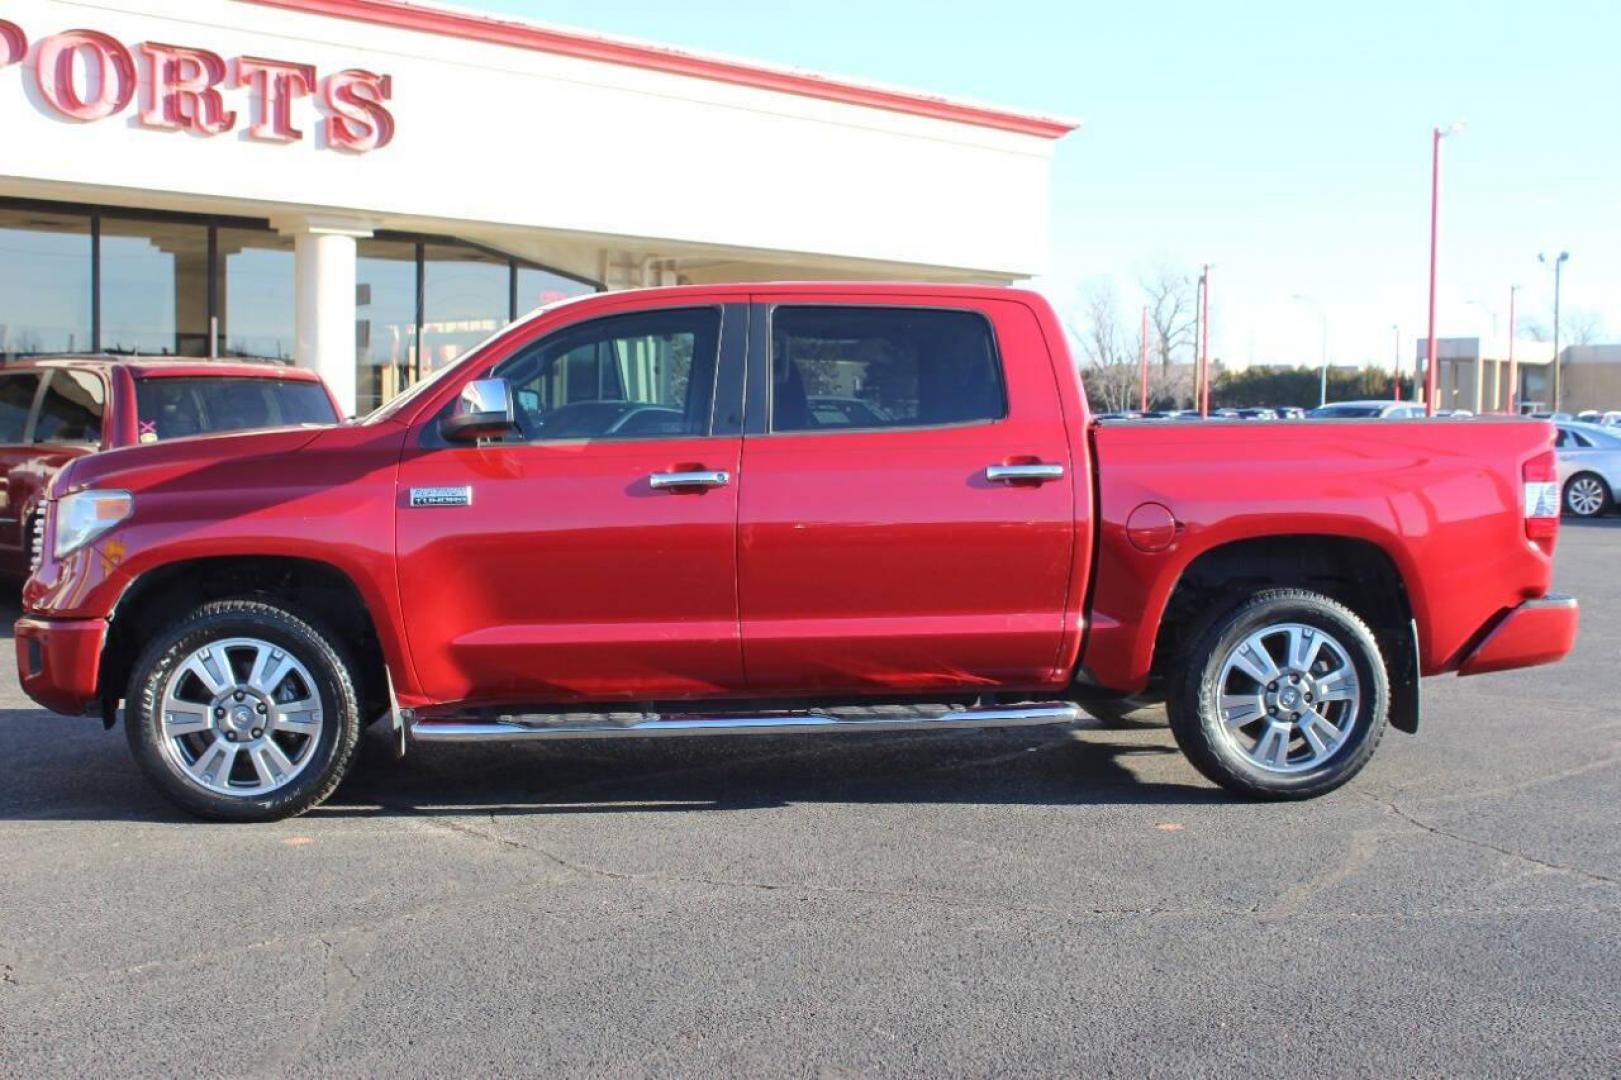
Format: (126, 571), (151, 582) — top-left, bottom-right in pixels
(52, 425), (330, 499)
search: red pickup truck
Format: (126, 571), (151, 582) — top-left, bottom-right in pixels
(15, 284), (1578, 820)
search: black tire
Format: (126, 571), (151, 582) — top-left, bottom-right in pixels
(126, 600), (363, 821)
(1167, 588), (1388, 800)
(1563, 473), (1611, 518)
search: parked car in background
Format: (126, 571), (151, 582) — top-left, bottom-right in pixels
(1577, 410), (1602, 424)
(1307, 400), (1426, 419)
(1554, 421), (1621, 518)
(1236, 408), (1278, 420)
(0, 358), (340, 578)
(1598, 411), (1621, 427)
(1276, 406), (1307, 420)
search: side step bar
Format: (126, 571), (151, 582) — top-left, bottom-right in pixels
(410, 702), (1081, 743)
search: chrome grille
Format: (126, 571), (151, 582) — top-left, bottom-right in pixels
(29, 511), (46, 573)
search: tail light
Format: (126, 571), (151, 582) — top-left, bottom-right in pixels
(1523, 449), (1559, 549)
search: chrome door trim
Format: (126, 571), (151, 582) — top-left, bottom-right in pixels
(985, 463), (1065, 483)
(649, 470), (731, 490)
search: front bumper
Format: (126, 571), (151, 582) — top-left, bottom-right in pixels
(1457, 594), (1579, 677)
(15, 616), (108, 716)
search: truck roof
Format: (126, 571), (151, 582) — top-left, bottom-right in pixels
(3, 356), (323, 381)
(529, 281), (1045, 310)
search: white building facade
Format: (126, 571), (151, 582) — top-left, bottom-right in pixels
(0, 0), (1075, 413)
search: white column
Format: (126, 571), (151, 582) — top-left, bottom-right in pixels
(272, 215), (375, 418)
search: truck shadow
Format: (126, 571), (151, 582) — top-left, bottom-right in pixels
(0, 713), (1222, 824)
(313, 724), (1224, 820)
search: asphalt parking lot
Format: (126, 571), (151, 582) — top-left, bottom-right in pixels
(2, 527), (1617, 1077)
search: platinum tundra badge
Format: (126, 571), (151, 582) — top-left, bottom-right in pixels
(409, 487), (473, 508)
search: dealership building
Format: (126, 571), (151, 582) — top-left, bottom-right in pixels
(0, 0), (1076, 413)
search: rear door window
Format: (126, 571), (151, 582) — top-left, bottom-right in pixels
(768, 307), (1005, 433)
(33, 370), (105, 445)
(135, 377), (338, 441)
(0, 372), (41, 444)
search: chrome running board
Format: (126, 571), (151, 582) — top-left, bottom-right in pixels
(409, 702), (1081, 743)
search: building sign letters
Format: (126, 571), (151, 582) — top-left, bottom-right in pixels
(0, 19), (394, 152)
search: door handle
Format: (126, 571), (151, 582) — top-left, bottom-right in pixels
(649, 470), (731, 490)
(986, 463), (1064, 483)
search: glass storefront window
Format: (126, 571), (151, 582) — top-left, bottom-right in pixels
(516, 265), (593, 317)
(356, 239), (421, 415)
(0, 199), (599, 408)
(421, 244), (509, 374)
(0, 209), (92, 360)
(218, 229), (295, 360)
(100, 218), (210, 356)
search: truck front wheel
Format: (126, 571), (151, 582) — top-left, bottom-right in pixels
(125, 600), (364, 821)
(1167, 589), (1388, 799)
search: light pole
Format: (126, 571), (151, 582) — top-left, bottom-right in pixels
(1507, 284), (1519, 414)
(1425, 121), (1465, 416)
(1540, 251), (1569, 412)
(1292, 294), (1329, 405)
(1198, 264), (1212, 417)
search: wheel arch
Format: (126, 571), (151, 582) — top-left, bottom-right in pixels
(1144, 534), (1421, 733)
(100, 555), (399, 724)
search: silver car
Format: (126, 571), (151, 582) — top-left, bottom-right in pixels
(1306, 400), (1426, 419)
(1555, 422), (1621, 517)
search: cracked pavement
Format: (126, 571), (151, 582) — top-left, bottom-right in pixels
(1, 523), (1617, 1076)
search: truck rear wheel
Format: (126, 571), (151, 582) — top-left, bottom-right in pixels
(125, 600), (363, 821)
(1167, 588), (1387, 799)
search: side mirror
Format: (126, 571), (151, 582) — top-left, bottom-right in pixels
(441, 379), (515, 442)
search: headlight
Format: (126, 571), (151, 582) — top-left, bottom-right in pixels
(53, 490), (134, 559)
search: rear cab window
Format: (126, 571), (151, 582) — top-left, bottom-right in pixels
(134, 377), (338, 442)
(768, 306), (1006, 433)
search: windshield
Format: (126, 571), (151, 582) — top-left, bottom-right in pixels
(134, 377), (337, 441)
(1308, 404), (1382, 418)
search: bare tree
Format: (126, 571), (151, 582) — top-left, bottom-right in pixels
(1141, 265), (1197, 370)
(1565, 309), (1605, 347)
(1520, 316), (1550, 343)
(1069, 283), (1138, 412)
(1521, 310), (1603, 348)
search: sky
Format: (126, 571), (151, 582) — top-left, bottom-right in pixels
(469, 0), (1618, 371)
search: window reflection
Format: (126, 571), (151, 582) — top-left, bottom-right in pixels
(422, 244), (509, 374)
(218, 229), (295, 360)
(0, 209), (91, 359)
(516, 265), (590, 318)
(356, 239), (419, 415)
(101, 218), (210, 356)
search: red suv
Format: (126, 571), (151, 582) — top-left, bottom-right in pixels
(0, 358), (340, 578)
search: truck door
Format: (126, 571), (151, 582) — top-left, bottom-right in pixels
(395, 301), (749, 704)
(736, 295), (1077, 694)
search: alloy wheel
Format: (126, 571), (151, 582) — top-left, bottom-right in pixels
(1566, 476), (1606, 517)
(1213, 622), (1361, 774)
(156, 637), (324, 796)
